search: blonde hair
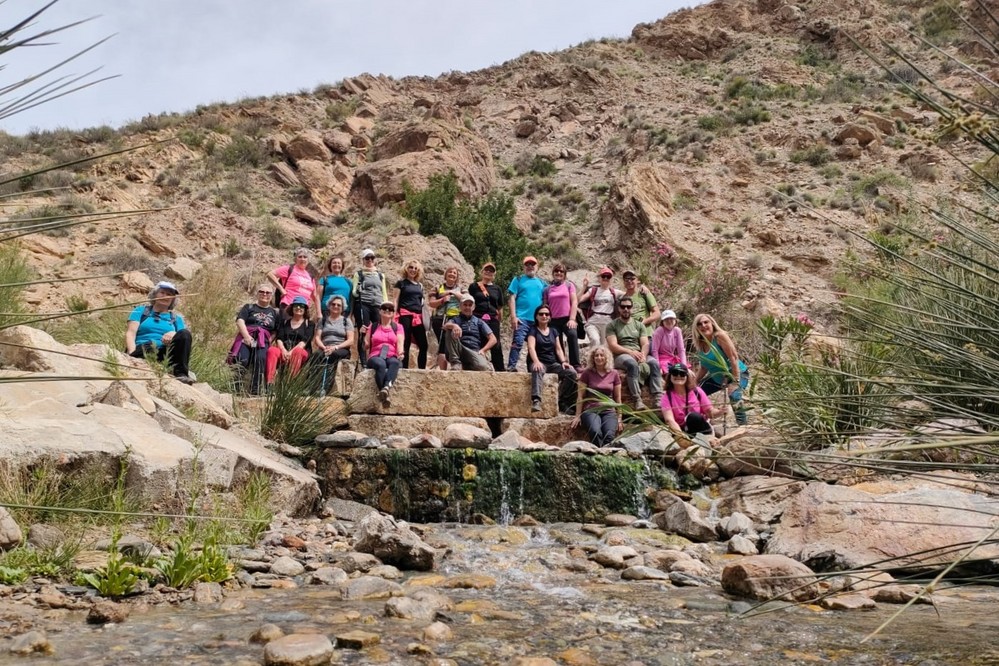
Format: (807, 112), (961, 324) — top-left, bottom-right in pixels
(691, 313), (725, 353)
(586, 346), (612, 372)
(400, 260), (424, 281)
(443, 265), (460, 286)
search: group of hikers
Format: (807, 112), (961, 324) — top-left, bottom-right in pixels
(128, 247), (749, 447)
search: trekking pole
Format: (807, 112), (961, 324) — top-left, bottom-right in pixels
(320, 356), (329, 398)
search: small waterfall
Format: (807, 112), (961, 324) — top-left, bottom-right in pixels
(498, 460), (513, 526)
(632, 457), (655, 520)
(707, 498), (720, 522)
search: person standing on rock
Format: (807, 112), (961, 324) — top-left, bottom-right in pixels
(311, 295), (355, 396)
(267, 247), (319, 317)
(571, 346), (621, 448)
(317, 254), (352, 319)
(125, 281), (195, 384)
(620, 269), (660, 338)
(443, 294), (496, 372)
(542, 262), (582, 370)
(365, 300), (404, 403)
(265, 296), (315, 384)
(468, 262), (504, 372)
(651, 309), (687, 371)
(526, 304), (577, 413)
(352, 248), (388, 360)
(429, 266), (463, 370)
(606, 296), (663, 411)
(692, 313), (749, 426)
(230, 283), (280, 394)
(392, 260), (429, 369)
(577, 267), (624, 346)
(506, 256), (547, 372)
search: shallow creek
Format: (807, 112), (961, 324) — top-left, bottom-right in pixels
(3, 524), (999, 665)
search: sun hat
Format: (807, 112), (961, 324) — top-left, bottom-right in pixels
(290, 296), (308, 307)
(482, 262), (496, 271)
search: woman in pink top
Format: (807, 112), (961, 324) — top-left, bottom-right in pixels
(570, 346), (621, 448)
(650, 309), (688, 369)
(365, 300), (405, 403)
(660, 363), (715, 437)
(267, 247), (320, 315)
(543, 262), (581, 368)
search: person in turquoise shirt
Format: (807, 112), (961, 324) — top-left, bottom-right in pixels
(125, 281), (195, 384)
(692, 313), (749, 426)
(506, 255), (548, 371)
(317, 255), (352, 317)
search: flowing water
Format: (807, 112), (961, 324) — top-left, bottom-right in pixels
(4, 524), (999, 665)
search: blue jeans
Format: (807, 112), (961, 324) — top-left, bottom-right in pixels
(701, 370), (750, 425)
(581, 409), (618, 448)
(506, 320), (534, 370)
(366, 355), (400, 390)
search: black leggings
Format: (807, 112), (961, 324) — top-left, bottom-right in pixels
(483, 316), (504, 372)
(551, 316), (581, 367)
(354, 302), (381, 360)
(131, 329), (192, 377)
(398, 314), (428, 369)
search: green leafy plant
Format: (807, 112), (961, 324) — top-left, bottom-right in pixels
(79, 535), (139, 598)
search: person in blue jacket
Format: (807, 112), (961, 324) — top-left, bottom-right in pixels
(125, 281), (195, 384)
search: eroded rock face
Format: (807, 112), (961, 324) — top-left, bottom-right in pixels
(349, 120), (494, 207)
(766, 482), (999, 571)
(353, 513), (436, 571)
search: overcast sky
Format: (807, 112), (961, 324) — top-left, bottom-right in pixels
(2, 0), (701, 136)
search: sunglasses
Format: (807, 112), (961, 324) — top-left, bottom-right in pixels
(257, 290), (273, 294)
(364, 256), (376, 261)
(552, 270), (565, 274)
(624, 276), (637, 281)
(697, 320), (712, 327)
(483, 268), (496, 272)
(296, 255), (309, 259)
(600, 275), (611, 280)
(330, 301), (343, 307)
(537, 312), (551, 317)
(619, 305), (633, 310)
(670, 372), (688, 378)
(381, 306), (394, 312)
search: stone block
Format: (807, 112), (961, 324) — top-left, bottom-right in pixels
(348, 415), (489, 441)
(501, 416), (584, 447)
(347, 369), (556, 418)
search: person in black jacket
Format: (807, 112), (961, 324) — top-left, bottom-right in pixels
(468, 262), (504, 371)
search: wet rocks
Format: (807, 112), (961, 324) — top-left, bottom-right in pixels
(334, 629), (381, 649)
(270, 556), (306, 577)
(385, 588), (453, 621)
(353, 513), (436, 571)
(263, 633), (334, 666)
(341, 576), (402, 600)
(653, 501), (718, 543)
(442, 423), (492, 450)
(9, 631), (53, 655)
(721, 554), (819, 602)
(87, 601), (130, 625)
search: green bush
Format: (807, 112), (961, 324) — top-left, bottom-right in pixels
(218, 134), (267, 168)
(403, 171), (537, 288)
(260, 367), (345, 446)
(790, 146), (831, 167)
(0, 243), (33, 328)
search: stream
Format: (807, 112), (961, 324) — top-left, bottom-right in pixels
(2, 523), (999, 665)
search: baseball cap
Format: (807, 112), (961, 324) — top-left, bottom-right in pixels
(661, 309), (677, 321)
(622, 269), (637, 278)
(522, 256), (538, 265)
(291, 296), (309, 307)
(460, 293), (475, 303)
(361, 248), (376, 259)
(155, 281), (179, 294)
(482, 262), (496, 271)
(598, 267), (613, 278)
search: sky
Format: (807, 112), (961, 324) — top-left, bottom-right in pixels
(2, 0), (702, 136)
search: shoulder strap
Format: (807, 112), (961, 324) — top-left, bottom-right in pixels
(391, 321), (398, 333)
(139, 305), (153, 324)
(280, 264), (294, 290)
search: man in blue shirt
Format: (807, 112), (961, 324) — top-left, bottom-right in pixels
(506, 256), (547, 372)
(125, 281), (195, 384)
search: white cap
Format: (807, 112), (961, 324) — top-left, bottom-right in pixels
(460, 293), (475, 303)
(361, 248), (376, 259)
(155, 281), (179, 294)
(660, 309), (677, 321)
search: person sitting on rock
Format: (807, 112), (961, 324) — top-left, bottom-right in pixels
(651, 309), (687, 371)
(365, 300), (404, 403)
(230, 283), (280, 394)
(265, 296), (315, 384)
(443, 294), (497, 372)
(125, 280), (195, 384)
(311, 295), (355, 396)
(571, 346), (621, 448)
(661, 363), (715, 437)
(606, 296), (663, 411)
(527, 304), (577, 413)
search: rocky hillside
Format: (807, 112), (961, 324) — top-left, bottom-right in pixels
(0, 0), (990, 327)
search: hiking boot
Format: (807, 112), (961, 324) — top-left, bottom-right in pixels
(176, 374), (196, 385)
(378, 388), (389, 402)
(531, 398), (542, 412)
(634, 399), (648, 411)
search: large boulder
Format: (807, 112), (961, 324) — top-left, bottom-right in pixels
(652, 501), (718, 543)
(500, 416), (583, 447)
(721, 554), (819, 601)
(715, 476), (806, 524)
(353, 512), (436, 571)
(349, 120), (494, 207)
(282, 130), (333, 164)
(296, 159), (352, 216)
(348, 369), (557, 418)
(766, 482), (999, 571)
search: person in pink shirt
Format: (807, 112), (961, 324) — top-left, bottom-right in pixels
(542, 262), (581, 368)
(267, 247), (320, 315)
(570, 346), (621, 448)
(365, 300), (405, 403)
(650, 309), (688, 370)
(660, 363), (715, 437)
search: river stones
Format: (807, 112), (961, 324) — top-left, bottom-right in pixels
(249, 624), (284, 644)
(87, 601), (129, 624)
(353, 512), (436, 571)
(385, 589), (453, 621)
(9, 631), (52, 655)
(422, 621), (453, 642)
(653, 501), (718, 543)
(721, 554), (819, 601)
(341, 576), (402, 600)
(192, 582), (223, 603)
(727, 534), (759, 555)
(0, 508), (23, 550)
(334, 629), (380, 649)
(621, 565), (671, 581)
(270, 556), (305, 577)
(263, 634), (334, 666)
(308, 567), (349, 586)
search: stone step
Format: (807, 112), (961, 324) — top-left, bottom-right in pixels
(347, 369), (558, 419)
(347, 415), (490, 441)
(501, 416), (585, 447)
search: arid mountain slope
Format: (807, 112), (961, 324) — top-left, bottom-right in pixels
(1, 0), (989, 328)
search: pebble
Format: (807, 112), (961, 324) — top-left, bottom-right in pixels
(263, 633), (334, 665)
(9, 631), (53, 655)
(621, 566), (671, 581)
(422, 621), (453, 642)
(249, 623), (285, 644)
(87, 601), (129, 624)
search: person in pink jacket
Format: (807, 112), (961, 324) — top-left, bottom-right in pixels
(650, 309), (687, 370)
